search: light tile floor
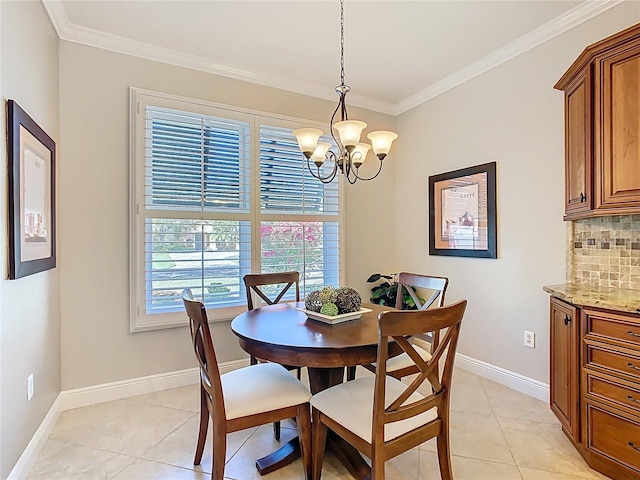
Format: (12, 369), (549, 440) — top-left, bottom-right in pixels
(27, 368), (609, 479)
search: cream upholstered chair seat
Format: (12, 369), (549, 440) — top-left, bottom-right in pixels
(311, 376), (437, 443)
(222, 363), (311, 420)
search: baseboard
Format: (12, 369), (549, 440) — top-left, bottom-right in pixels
(455, 353), (550, 402)
(7, 394), (63, 480)
(10, 358), (250, 480)
(60, 358), (250, 411)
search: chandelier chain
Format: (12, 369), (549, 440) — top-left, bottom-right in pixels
(340, 0), (345, 86)
(293, 0), (397, 184)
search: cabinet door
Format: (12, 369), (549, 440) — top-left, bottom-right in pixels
(563, 69), (592, 218)
(595, 39), (640, 209)
(550, 297), (580, 440)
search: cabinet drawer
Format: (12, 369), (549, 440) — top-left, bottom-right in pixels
(585, 311), (640, 348)
(586, 344), (640, 381)
(587, 375), (640, 415)
(587, 403), (640, 474)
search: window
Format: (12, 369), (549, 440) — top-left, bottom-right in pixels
(130, 89), (343, 331)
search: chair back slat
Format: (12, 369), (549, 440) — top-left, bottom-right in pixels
(372, 300), (467, 445)
(385, 392), (444, 423)
(395, 272), (448, 311)
(243, 272), (300, 310)
(395, 273), (449, 348)
(182, 289), (226, 423)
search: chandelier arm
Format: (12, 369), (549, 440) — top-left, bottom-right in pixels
(349, 158), (384, 182)
(306, 151), (339, 184)
(345, 169), (359, 184)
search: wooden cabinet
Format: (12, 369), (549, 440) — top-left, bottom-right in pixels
(550, 297), (580, 440)
(562, 68), (592, 217)
(555, 23), (640, 220)
(582, 307), (640, 479)
(595, 40), (640, 209)
(549, 297), (640, 479)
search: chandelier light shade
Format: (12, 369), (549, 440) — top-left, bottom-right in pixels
(293, 0), (397, 184)
(333, 120), (367, 148)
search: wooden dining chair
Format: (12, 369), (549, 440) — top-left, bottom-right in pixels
(359, 272), (449, 380)
(181, 289), (312, 480)
(243, 271), (302, 440)
(311, 300), (467, 480)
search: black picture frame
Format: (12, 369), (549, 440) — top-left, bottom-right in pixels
(429, 162), (497, 258)
(7, 100), (56, 279)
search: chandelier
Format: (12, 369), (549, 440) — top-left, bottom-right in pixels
(293, 0), (397, 184)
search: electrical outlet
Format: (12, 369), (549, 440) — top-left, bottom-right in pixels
(27, 374), (34, 401)
(524, 331), (535, 349)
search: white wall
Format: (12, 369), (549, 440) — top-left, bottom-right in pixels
(395, 2), (640, 383)
(58, 42), (397, 390)
(0, 2), (61, 478)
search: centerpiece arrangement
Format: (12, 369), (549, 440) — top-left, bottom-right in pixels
(302, 286), (370, 324)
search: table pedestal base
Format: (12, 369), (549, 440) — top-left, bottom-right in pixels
(327, 432), (371, 479)
(252, 366), (372, 479)
(255, 436), (300, 475)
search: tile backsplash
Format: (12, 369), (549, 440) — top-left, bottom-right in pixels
(570, 215), (640, 289)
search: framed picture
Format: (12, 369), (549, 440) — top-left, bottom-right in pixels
(7, 100), (56, 279)
(429, 162), (497, 258)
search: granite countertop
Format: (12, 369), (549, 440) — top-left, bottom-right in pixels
(543, 283), (640, 314)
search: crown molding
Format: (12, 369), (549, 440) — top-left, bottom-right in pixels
(41, 0), (397, 114)
(43, 0), (623, 117)
(394, 0), (625, 115)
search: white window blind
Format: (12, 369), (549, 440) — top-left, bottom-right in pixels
(131, 89), (344, 331)
(145, 106), (250, 211)
(259, 126), (338, 215)
(145, 219), (251, 314)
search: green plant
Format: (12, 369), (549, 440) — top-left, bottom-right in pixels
(366, 273), (422, 310)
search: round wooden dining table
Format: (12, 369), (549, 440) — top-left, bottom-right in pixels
(231, 301), (399, 479)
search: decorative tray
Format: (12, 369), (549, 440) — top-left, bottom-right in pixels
(298, 307), (372, 325)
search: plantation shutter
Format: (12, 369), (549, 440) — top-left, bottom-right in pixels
(258, 125), (340, 295)
(145, 106), (250, 212)
(142, 106), (252, 315)
(259, 125), (338, 214)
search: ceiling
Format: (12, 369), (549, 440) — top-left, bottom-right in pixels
(45, 0), (618, 114)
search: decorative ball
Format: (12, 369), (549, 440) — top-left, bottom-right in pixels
(320, 302), (339, 316)
(318, 286), (337, 304)
(335, 287), (362, 314)
(304, 290), (323, 313)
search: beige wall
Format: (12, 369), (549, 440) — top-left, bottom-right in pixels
(0, 1), (61, 478)
(395, 2), (640, 384)
(58, 42), (397, 390)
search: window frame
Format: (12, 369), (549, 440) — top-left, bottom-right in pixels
(129, 87), (345, 332)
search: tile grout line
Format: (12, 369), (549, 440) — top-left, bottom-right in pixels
(137, 411), (197, 460)
(478, 377), (523, 478)
(224, 426), (261, 465)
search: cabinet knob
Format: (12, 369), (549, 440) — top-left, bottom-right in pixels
(580, 192), (587, 202)
(628, 441), (640, 452)
(564, 314), (571, 326)
(627, 362), (640, 372)
(627, 395), (640, 405)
